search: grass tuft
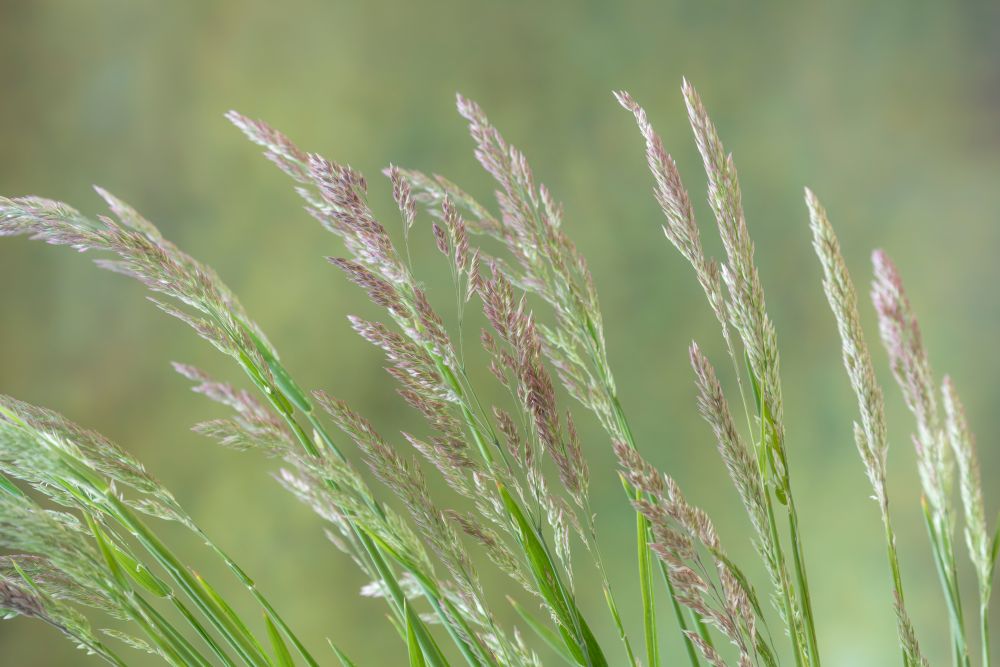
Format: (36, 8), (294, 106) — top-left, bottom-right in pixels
(0, 81), (995, 666)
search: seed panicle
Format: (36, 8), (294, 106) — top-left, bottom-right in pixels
(0, 82), (994, 667)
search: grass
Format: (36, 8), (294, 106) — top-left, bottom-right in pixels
(0, 80), (996, 666)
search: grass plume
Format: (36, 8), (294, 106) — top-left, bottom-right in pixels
(0, 80), (996, 667)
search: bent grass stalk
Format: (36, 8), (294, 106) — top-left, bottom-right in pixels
(806, 190), (928, 667)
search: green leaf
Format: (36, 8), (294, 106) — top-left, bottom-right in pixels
(498, 485), (568, 617)
(85, 513), (129, 590)
(744, 353), (769, 470)
(270, 362), (313, 414)
(745, 351), (788, 505)
(744, 351), (763, 417)
(0, 474), (25, 498)
(193, 570), (269, 661)
(406, 604), (427, 667)
(355, 530), (451, 667)
(9, 559), (43, 601)
(249, 330), (312, 413)
(327, 640), (358, 667)
(498, 484), (606, 666)
(637, 510), (658, 667)
(773, 484), (787, 506)
(265, 613), (295, 667)
(111, 543), (171, 598)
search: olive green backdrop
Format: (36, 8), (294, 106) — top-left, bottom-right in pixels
(2, 1), (999, 665)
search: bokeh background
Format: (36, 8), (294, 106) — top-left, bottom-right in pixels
(2, 1), (999, 665)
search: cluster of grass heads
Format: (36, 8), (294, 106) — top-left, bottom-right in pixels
(0, 81), (996, 666)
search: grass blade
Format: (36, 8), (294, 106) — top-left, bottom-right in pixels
(265, 612), (295, 667)
(328, 640), (359, 667)
(637, 510), (659, 667)
(406, 603), (429, 667)
(499, 483), (607, 666)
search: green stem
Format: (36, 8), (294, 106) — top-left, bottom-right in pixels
(426, 582), (494, 667)
(136, 594), (216, 667)
(880, 512), (914, 667)
(748, 361), (812, 667)
(764, 490), (806, 667)
(93, 644), (131, 667)
(89, 520), (203, 667)
(200, 537), (319, 667)
(168, 594), (235, 667)
(786, 491), (821, 665)
(638, 508), (659, 667)
(602, 581), (639, 667)
(982, 602), (990, 667)
(33, 598), (132, 667)
(922, 505), (970, 667)
(75, 635), (130, 667)
(944, 543), (970, 667)
(611, 395), (709, 666)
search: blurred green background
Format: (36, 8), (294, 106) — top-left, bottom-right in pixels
(2, 1), (999, 664)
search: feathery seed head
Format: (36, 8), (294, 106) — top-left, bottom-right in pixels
(688, 343), (769, 539)
(0, 577), (45, 619)
(942, 376), (992, 593)
(871, 249), (950, 514)
(679, 82), (785, 449)
(807, 190), (890, 508)
(386, 164), (417, 232)
(225, 110), (311, 183)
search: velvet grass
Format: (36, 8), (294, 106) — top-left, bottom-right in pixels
(0, 81), (996, 666)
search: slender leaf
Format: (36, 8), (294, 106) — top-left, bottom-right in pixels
(265, 613), (295, 667)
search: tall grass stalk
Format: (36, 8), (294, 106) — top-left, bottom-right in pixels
(806, 191), (927, 667)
